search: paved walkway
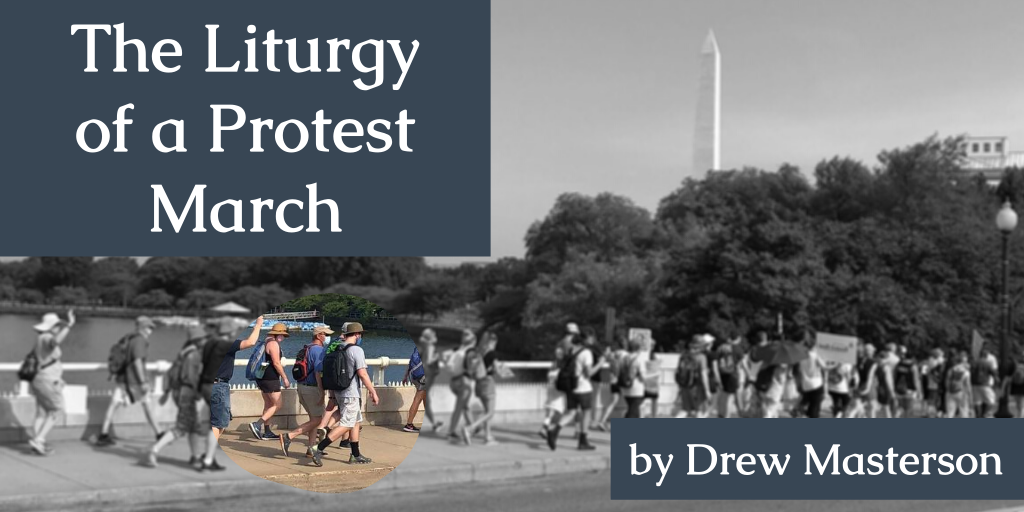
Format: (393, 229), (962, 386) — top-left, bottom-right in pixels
(0, 420), (611, 510)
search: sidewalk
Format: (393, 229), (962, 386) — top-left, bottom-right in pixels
(0, 421), (612, 510)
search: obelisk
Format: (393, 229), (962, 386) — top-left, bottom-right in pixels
(693, 29), (720, 174)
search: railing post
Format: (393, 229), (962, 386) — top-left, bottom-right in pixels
(18, 381), (29, 398)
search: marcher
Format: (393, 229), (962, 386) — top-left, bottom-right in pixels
(622, 338), (647, 418)
(443, 329), (479, 444)
(97, 316), (161, 446)
(794, 332), (828, 418)
(279, 325), (333, 459)
(921, 348), (945, 418)
(464, 331), (500, 446)
(892, 346), (920, 418)
(675, 335), (711, 418)
(141, 325), (208, 468)
(643, 345), (663, 418)
(847, 344), (878, 418)
(827, 361), (856, 418)
(741, 331), (770, 418)
(597, 334), (629, 429)
(712, 339), (744, 418)
(875, 344), (898, 418)
(546, 328), (597, 451)
(199, 315), (265, 471)
(402, 329), (441, 433)
(1005, 353), (1024, 418)
(582, 327), (607, 431)
(24, 310), (75, 456)
(945, 352), (973, 418)
(539, 323), (578, 439)
(761, 364), (789, 419)
(248, 323), (291, 440)
(300, 322), (380, 466)
(972, 347), (999, 418)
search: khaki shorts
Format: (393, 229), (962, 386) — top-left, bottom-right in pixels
(337, 397), (363, 428)
(31, 376), (65, 413)
(973, 385), (996, 406)
(298, 384), (326, 417)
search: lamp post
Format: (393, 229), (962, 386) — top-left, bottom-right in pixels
(995, 200), (1018, 418)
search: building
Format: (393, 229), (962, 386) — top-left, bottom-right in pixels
(961, 136), (1024, 185)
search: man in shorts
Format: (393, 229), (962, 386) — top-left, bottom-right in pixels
(546, 328), (597, 451)
(279, 325), (332, 459)
(402, 342), (430, 433)
(97, 316), (160, 446)
(539, 323), (578, 439)
(198, 315), (265, 471)
(141, 325), (209, 468)
(300, 322), (380, 466)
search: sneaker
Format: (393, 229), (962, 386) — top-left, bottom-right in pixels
(402, 424), (419, 433)
(546, 425), (561, 451)
(538, 427), (548, 440)
(312, 449), (324, 467)
(484, 438), (500, 447)
(202, 459), (227, 471)
(305, 447), (315, 459)
(140, 452), (158, 468)
(337, 439), (350, 449)
(432, 421), (444, 432)
(190, 458), (204, 472)
(248, 422), (263, 440)
(95, 434), (116, 447)
(447, 432), (460, 443)
(279, 433), (292, 456)
(349, 454), (372, 464)
(461, 426), (472, 446)
(262, 430), (280, 440)
(316, 428), (327, 445)
(27, 438), (45, 455)
(578, 439), (597, 451)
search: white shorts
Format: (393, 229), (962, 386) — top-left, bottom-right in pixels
(337, 397), (363, 428)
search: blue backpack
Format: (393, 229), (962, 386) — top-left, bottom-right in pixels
(409, 347), (426, 380)
(245, 338), (270, 380)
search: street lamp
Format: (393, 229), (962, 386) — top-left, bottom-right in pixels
(995, 200), (1018, 418)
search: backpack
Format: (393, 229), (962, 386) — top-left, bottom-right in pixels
(167, 343), (203, 396)
(291, 344), (313, 383)
(675, 354), (699, 388)
(717, 350), (737, 374)
(464, 348), (488, 381)
(108, 335), (133, 377)
(971, 361), (992, 386)
(1012, 362), (1024, 386)
(18, 344), (55, 382)
(408, 347), (426, 380)
(827, 366), (844, 387)
(555, 348), (581, 393)
(947, 365), (967, 394)
(322, 344), (356, 391)
(894, 361), (915, 394)
(617, 354), (637, 389)
(244, 338), (270, 381)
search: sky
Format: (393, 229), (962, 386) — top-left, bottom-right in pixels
(5, 2), (1024, 266)
(435, 0), (1024, 266)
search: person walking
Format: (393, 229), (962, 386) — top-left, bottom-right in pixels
(622, 338), (648, 418)
(303, 322), (380, 466)
(848, 344), (878, 418)
(921, 348), (945, 418)
(712, 340), (743, 418)
(402, 329), (442, 433)
(443, 329), (479, 444)
(596, 334), (628, 430)
(248, 323), (291, 440)
(742, 331), (770, 418)
(24, 310), (75, 456)
(675, 335), (711, 418)
(539, 323), (578, 439)
(794, 332), (827, 418)
(546, 329), (598, 451)
(892, 346), (920, 418)
(199, 315), (265, 471)
(945, 352), (973, 418)
(582, 327), (607, 432)
(464, 331), (500, 446)
(97, 316), (160, 446)
(141, 325), (208, 468)
(827, 361), (856, 418)
(1004, 353), (1024, 417)
(972, 347), (999, 418)
(279, 325), (332, 459)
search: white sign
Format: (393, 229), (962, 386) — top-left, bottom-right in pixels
(816, 332), (858, 366)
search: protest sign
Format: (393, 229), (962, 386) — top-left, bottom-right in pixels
(815, 332), (858, 365)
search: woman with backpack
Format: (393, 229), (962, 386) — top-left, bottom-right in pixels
(248, 323), (291, 440)
(24, 310), (75, 456)
(443, 329), (479, 444)
(945, 352), (973, 418)
(596, 334), (629, 430)
(675, 335), (711, 418)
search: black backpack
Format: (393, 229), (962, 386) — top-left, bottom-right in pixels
(555, 348), (581, 393)
(322, 344), (356, 391)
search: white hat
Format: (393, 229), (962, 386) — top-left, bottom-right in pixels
(33, 313), (63, 332)
(566, 322), (580, 335)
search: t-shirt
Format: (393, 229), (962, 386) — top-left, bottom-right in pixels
(35, 332), (62, 380)
(828, 363), (853, 394)
(118, 333), (149, 385)
(302, 344), (326, 386)
(338, 344), (367, 399)
(623, 354), (646, 398)
(797, 350), (825, 391)
(201, 337), (243, 384)
(574, 348), (594, 394)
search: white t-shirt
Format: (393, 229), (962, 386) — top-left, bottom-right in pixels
(574, 347), (594, 394)
(798, 350), (825, 391)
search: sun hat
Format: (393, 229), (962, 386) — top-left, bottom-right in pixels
(186, 325), (207, 342)
(266, 323), (291, 337)
(341, 322), (365, 336)
(419, 328), (438, 344)
(33, 313), (63, 332)
(312, 325), (334, 336)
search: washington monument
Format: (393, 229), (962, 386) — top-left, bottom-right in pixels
(693, 29), (720, 174)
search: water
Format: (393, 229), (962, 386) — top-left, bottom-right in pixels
(0, 314), (416, 392)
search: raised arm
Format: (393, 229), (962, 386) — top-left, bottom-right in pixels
(51, 309), (76, 346)
(238, 316), (265, 351)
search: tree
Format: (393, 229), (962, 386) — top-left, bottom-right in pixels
(35, 257), (93, 292)
(131, 289), (175, 309)
(90, 257), (140, 307)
